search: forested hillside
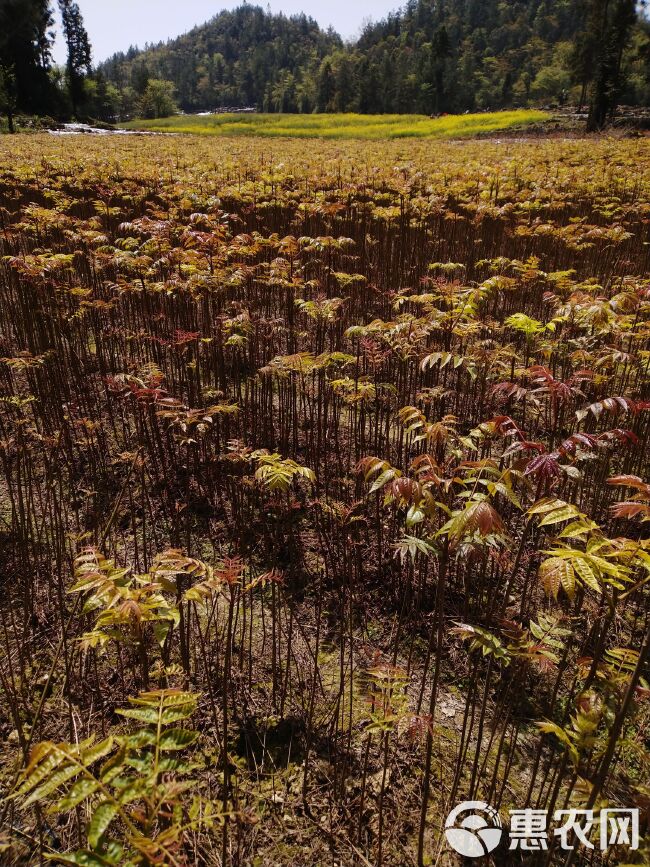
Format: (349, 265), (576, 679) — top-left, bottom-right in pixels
(1, 0), (649, 128)
(99, 0), (650, 116)
(100, 6), (341, 114)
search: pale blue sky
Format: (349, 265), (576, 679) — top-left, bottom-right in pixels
(51, 0), (402, 65)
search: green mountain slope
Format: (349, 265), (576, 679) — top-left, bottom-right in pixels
(100, 5), (341, 114)
(99, 0), (650, 116)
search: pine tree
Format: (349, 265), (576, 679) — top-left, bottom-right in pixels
(0, 0), (54, 115)
(0, 64), (17, 131)
(431, 25), (451, 113)
(575, 0), (638, 129)
(58, 0), (91, 117)
(316, 59), (335, 112)
(335, 55), (354, 111)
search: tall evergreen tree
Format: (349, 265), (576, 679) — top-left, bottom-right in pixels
(431, 25), (451, 113)
(316, 59), (335, 112)
(590, 0), (637, 129)
(334, 55), (354, 112)
(58, 0), (91, 116)
(573, 0), (638, 127)
(0, 64), (17, 131)
(570, 3), (598, 111)
(0, 0), (54, 116)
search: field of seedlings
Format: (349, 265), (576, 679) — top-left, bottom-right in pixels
(0, 132), (649, 867)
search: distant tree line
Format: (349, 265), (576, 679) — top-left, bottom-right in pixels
(1, 0), (649, 131)
(99, 1), (650, 126)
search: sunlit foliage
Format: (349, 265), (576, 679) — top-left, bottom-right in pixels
(0, 132), (649, 866)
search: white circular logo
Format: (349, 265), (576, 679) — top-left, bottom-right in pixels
(445, 801), (503, 858)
